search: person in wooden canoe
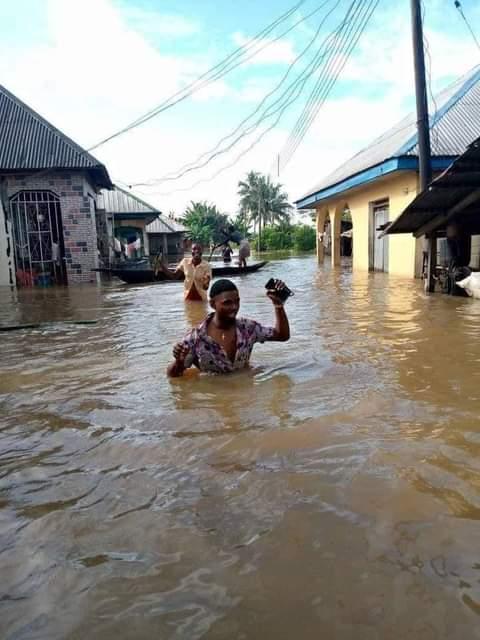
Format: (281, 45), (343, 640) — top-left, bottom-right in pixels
(167, 278), (290, 377)
(160, 243), (212, 302)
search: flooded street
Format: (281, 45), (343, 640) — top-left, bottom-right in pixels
(1, 254), (480, 639)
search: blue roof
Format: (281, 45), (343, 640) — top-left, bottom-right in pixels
(296, 66), (480, 208)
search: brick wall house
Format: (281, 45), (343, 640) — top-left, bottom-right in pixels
(0, 84), (113, 287)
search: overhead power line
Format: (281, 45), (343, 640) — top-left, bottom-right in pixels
(132, 0), (363, 190)
(278, 0), (379, 170)
(454, 1), (480, 53)
(87, 0), (310, 152)
(421, 0), (439, 150)
(133, 0), (352, 187)
(134, 0), (379, 197)
(278, 0), (370, 166)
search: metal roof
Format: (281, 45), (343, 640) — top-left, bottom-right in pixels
(161, 217), (186, 233)
(98, 185), (159, 215)
(147, 216), (186, 234)
(0, 84), (112, 189)
(97, 185), (186, 234)
(146, 217), (177, 234)
(297, 65), (480, 206)
(386, 137), (480, 237)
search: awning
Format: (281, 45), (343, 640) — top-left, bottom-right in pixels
(384, 138), (480, 238)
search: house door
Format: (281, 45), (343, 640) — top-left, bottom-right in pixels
(10, 190), (67, 287)
(373, 202), (389, 272)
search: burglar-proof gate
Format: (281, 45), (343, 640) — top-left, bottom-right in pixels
(10, 190), (67, 287)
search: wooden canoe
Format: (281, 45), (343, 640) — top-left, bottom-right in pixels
(97, 261), (269, 285)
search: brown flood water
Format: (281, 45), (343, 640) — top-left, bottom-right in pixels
(1, 255), (480, 639)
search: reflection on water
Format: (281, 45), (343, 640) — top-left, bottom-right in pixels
(1, 256), (480, 639)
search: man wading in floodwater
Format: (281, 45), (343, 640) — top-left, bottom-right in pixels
(160, 243), (212, 301)
(167, 278), (290, 376)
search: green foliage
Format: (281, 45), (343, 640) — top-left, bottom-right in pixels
(292, 224), (316, 251)
(181, 201), (229, 247)
(231, 211), (250, 236)
(261, 223), (293, 251)
(251, 223), (316, 252)
(238, 171), (292, 232)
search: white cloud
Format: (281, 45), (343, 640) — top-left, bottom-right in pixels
(0, 0), (477, 219)
(236, 79), (273, 103)
(232, 32), (296, 65)
(119, 5), (200, 38)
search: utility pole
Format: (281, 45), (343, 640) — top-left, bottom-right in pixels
(257, 192), (262, 253)
(410, 0), (435, 292)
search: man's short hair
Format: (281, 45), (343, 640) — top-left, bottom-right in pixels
(210, 279), (238, 298)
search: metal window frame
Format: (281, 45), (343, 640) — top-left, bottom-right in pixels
(10, 190), (66, 287)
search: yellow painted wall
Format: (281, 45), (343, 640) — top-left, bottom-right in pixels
(316, 171), (420, 277)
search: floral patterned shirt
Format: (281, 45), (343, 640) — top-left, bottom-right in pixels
(181, 313), (275, 373)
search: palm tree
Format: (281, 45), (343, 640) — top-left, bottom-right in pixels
(238, 172), (292, 250)
(181, 201), (229, 247)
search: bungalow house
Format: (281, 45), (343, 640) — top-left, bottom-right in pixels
(95, 187), (186, 264)
(96, 186), (159, 264)
(295, 66), (480, 278)
(0, 84), (113, 287)
(146, 215), (186, 261)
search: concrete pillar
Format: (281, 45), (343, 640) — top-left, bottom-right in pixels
(316, 208), (327, 264)
(330, 209), (342, 267)
(0, 202), (14, 287)
(143, 226), (150, 256)
(162, 233), (168, 260)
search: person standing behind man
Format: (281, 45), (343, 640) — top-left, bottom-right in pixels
(160, 242), (212, 301)
(238, 238), (250, 268)
(222, 244), (233, 263)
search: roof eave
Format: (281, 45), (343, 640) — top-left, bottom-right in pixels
(89, 165), (114, 190)
(113, 212), (160, 222)
(295, 156), (456, 210)
(386, 140), (480, 236)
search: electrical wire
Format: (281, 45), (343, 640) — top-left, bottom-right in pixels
(132, 0), (362, 190)
(136, 0), (378, 197)
(133, 0), (357, 187)
(278, 0), (369, 166)
(454, 0), (480, 53)
(421, 0), (440, 151)
(279, 0), (379, 170)
(87, 0), (311, 152)
(147, 0), (343, 184)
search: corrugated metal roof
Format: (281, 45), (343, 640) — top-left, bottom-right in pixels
(97, 185), (185, 234)
(298, 66), (480, 203)
(0, 84), (112, 189)
(386, 137), (480, 236)
(147, 216), (186, 234)
(146, 217), (176, 234)
(98, 186), (159, 215)
(162, 218), (186, 233)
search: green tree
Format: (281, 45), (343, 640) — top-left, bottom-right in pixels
(261, 222), (294, 251)
(238, 172), (292, 250)
(292, 224), (316, 251)
(231, 211), (249, 236)
(181, 201), (229, 247)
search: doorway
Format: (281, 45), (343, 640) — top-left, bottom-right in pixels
(10, 190), (67, 287)
(371, 200), (389, 272)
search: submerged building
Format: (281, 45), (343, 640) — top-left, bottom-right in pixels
(0, 84), (113, 287)
(295, 67), (480, 278)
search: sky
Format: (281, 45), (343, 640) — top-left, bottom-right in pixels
(0, 0), (479, 217)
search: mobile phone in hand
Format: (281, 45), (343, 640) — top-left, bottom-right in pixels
(265, 278), (293, 303)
